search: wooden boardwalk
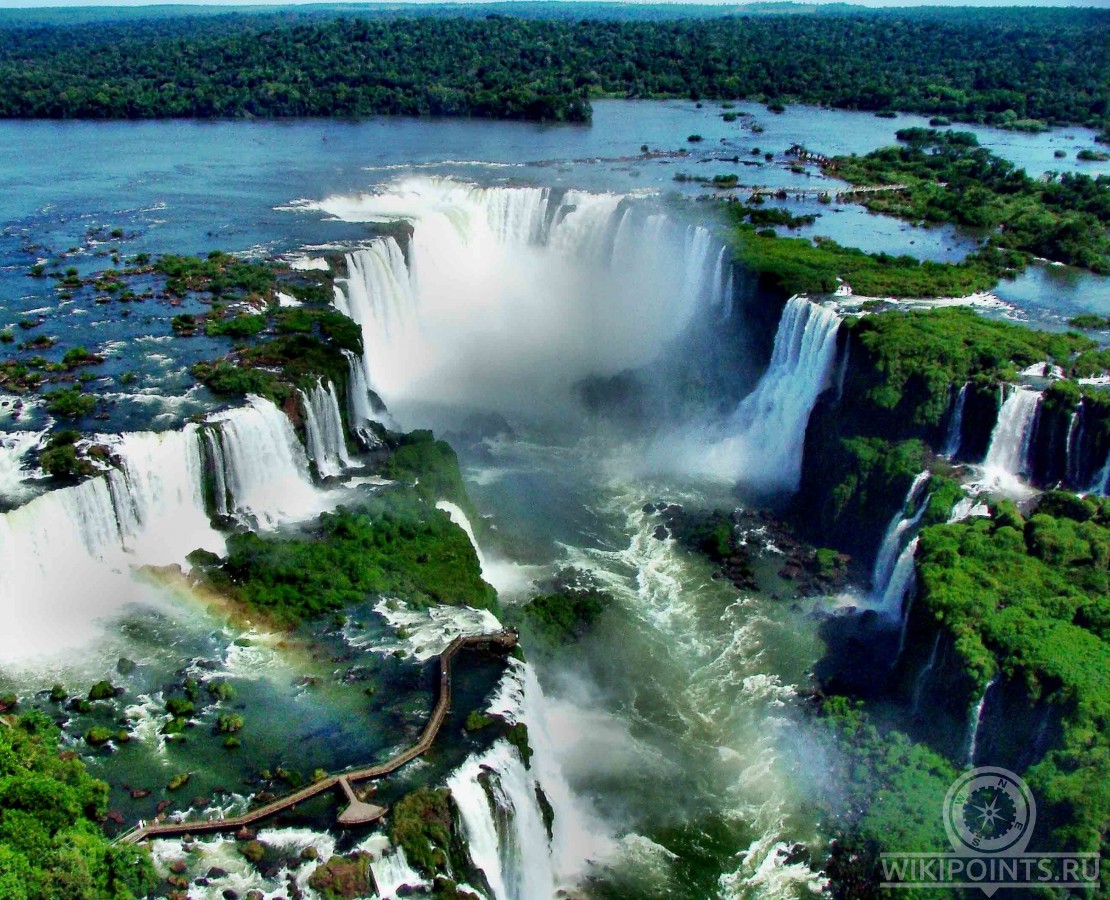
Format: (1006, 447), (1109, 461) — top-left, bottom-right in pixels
(117, 630), (518, 845)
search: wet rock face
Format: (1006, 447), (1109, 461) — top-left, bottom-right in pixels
(647, 501), (851, 596)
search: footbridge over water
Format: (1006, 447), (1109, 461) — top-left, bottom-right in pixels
(117, 629), (519, 845)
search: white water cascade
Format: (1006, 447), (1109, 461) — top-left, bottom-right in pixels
(369, 846), (427, 898)
(434, 500), (535, 601)
(435, 499), (488, 571)
(0, 425), (224, 664)
(108, 426), (226, 563)
(342, 348), (387, 446)
(0, 429), (45, 504)
(1091, 452), (1110, 496)
(944, 383), (968, 458)
(207, 395), (321, 528)
(911, 633), (943, 717)
(879, 536), (920, 618)
(299, 379), (353, 479)
(450, 657), (611, 898)
(872, 471), (931, 597)
(315, 178), (733, 421)
(696, 297), (841, 491)
(449, 740), (557, 900)
(1064, 409), (1083, 487)
(981, 387), (1041, 491)
(966, 675), (999, 767)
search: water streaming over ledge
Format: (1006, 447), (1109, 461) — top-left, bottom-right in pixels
(0, 395), (336, 665)
(322, 178), (735, 423)
(693, 296), (841, 491)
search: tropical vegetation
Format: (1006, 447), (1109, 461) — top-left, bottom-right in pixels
(0, 11), (1106, 128)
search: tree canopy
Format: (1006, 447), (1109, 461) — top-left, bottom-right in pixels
(0, 11), (1106, 127)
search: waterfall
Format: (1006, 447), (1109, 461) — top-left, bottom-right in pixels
(0, 474), (133, 662)
(911, 632), (942, 717)
(0, 429), (45, 504)
(435, 500), (488, 572)
(321, 178), (734, 420)
(299, 379), (353, 480)
(1091, 453), (1110, 496)
(108, 426), (225, 563)
(0, 394), (327, 663)
(878, 536), (919, 618)
(948, 496), (990, 523)
(338, 238), (421, 406)
(872, 471), (931, 596)
(435, 499), (533, 597)
(712, 244), (735, 318)
(370, 846), (426, 898)
(834, 333), (850, 402)
(943, 383), (968, 458)
(0, 426), (222, 663)
(966, 676), (999, 767)
(982, 387), (1041, 485)
(1064, 409), (1084, 487)
(207, 395), (320, 528)
(448, 659), (611, 898)
(448, 740), (556, 900)
(342, 349), (386, 447)
(698, 297), (840, 491)
(203, 427), (231, 519)
(485, 659), (612, 886)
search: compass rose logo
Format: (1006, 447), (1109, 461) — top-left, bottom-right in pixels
(943, 766), (1036, 856)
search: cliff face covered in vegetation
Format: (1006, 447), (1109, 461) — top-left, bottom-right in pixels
(788, 305), (1110, 888)
(793, 308), (1096, 558)
(0, 9), (1107, 127)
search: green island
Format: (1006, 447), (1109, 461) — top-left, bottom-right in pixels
(0, 9), (1106, 129)
(724, 129), (1110, 298)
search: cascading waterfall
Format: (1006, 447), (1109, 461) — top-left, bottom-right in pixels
(434, 499), (535, 602)
(695, 297), (840, 491)
(342, 349), (387, 445)
(0, 429), (45, 502)
(982, 386), (1041, 487)
(370, 846), (427, 898)
(107, 426), (226, 563)
(449, 657), (610, 898)
(317, 178), (734, 421)
(879, 536), (919, 618)
(1091, 453), (1110, 497)
(0, 473), (134, 662)
(872, 471), (931, 597)
(207, 395), (320, 528)
(435, 500), (488, 572)
(203, 427), (231, 519)
(911, 633), (943, 717)
(966, 675), (999, 767)
(449, 740), (557, 900)
(299, 379), (353, 479)
(943, 383), (968, 458)
(0, 425), (225, 663)
(1064, 407), (1088, 488)
(834, 333), (850, 402)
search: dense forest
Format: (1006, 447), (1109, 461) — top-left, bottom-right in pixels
(0, 10), (1107, 127)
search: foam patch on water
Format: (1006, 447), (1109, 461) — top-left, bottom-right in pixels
(289, 256), (330, 271)
(149, 825), (337, 900)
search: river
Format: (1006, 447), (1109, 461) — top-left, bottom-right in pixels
(1, 99), (1108, 899)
